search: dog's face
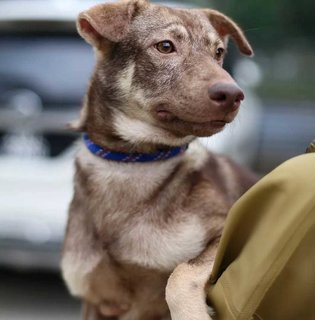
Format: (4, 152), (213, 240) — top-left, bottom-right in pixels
(75, 0), (253, 146)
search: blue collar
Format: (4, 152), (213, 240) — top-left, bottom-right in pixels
(83, 133), (188, 163)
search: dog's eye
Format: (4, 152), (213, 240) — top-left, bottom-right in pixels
(215, 47), (225, 60)
(155, 41), (175, 54)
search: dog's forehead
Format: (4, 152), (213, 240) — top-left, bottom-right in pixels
(131, 5), (218, 42)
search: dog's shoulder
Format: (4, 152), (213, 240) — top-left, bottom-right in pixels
(181, 140), (258, 204)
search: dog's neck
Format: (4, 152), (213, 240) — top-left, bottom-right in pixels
(86, 128), (180, 154)
(83, 133), (188, 163)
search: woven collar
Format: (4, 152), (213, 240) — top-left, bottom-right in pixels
(83, 133), (188, 163)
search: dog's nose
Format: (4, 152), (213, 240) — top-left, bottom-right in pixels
(208, 83), (244, 110)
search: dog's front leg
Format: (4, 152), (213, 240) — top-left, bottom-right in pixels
(165, 238), (219, 320)
(62, 195), (132, 319)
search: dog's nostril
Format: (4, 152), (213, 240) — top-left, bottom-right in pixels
(209, 83), (244, 107)
(211, 91), (227, 102)
(235, 92), (245, 103)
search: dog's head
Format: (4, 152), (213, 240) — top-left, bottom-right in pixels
(74, 0), (253, 147)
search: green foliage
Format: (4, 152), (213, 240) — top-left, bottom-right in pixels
(214, 0), (314, 50)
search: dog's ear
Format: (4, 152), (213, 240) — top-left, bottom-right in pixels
(202, 9), (253, 56)
(77, 0), (148, 48)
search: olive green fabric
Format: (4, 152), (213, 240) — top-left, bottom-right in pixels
(207, 153), (315, 320)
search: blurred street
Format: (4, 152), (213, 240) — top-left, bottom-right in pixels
(0, 269), (80, 320)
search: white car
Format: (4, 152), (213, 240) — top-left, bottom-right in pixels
(0, 0), (262, 270)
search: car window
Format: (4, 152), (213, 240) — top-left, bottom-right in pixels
(0, 35), (94, 106)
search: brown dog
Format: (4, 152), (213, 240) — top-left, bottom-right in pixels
(61, 1), (256, 319)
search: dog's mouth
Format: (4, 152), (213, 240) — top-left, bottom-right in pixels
(155, 108), (236, 128)
(153, 104), (239, 137)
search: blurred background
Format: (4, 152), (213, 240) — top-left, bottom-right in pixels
(0, 0), (313, 319)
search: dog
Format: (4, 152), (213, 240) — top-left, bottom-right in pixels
(61, 0), (257, 319)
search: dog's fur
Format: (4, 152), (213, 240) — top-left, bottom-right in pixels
(61, 1), (257, 319)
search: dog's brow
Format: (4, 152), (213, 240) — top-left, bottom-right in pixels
(213, 39), (223, 47)
(159, 23), (189, 41)
(204, 34), (223, 48)
(160, 22), (187, 32)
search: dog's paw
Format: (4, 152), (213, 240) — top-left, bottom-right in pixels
(99, 301), (130, 317)
(166, 262), (214, 320)
(166, 262), (211, 296)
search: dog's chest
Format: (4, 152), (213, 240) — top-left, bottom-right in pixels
(78, 146), (209, 271)
(112, 213), (208, 271)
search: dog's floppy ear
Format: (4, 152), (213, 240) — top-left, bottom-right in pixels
(77, 0), (148, 48)
(202, 9), (253, 56)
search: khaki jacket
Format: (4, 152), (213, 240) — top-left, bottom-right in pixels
(207, 149), (315, 320)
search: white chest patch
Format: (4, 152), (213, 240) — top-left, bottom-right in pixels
(117, 216), (207, 271)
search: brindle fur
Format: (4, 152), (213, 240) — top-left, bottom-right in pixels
(61, 1), (256, 319)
